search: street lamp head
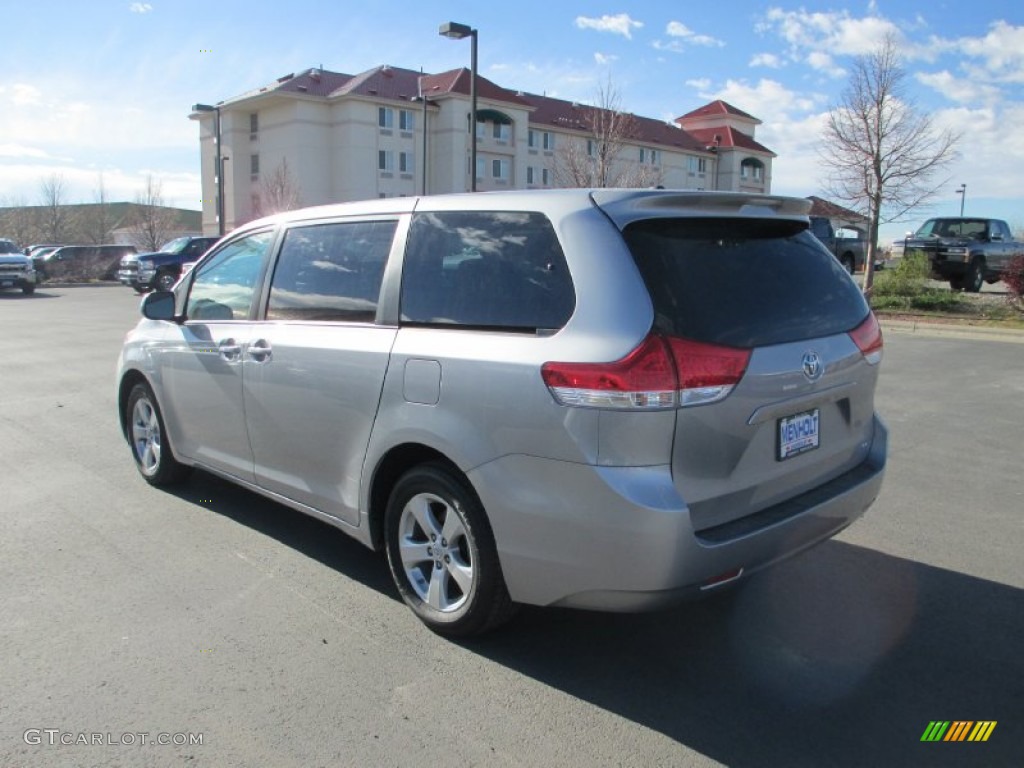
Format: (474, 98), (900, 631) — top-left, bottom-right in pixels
(439, 21), (474, 39)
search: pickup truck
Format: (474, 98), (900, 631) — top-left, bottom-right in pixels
(118, 236), (219, 292)
(903, 217), (1024, 292)
(809, 216), (871, 273)
(0, 238), (37, 294)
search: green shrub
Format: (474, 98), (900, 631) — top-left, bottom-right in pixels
(872, 250), (931, 299)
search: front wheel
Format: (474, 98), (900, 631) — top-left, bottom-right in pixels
(126, 383), (191, 486)
(840, 255), (855, 274)
(156, 271), (178, 292)
(21, 283), (35, 295)
(384, 463), (515, 637)
(964, 258), (985, 293)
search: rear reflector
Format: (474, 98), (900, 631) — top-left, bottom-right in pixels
(849, 312), (883, 365)
(542, 334), (750, 410)
(700, 568), (744, 590)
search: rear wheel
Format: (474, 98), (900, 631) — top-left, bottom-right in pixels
(21, 283), (35, 295)
(949, 275), (965, 291)
(384, 463), (515, 637)
(964, 258), (985, 293)
(126, 383), (191, 486)
(840, 254), (855, 274)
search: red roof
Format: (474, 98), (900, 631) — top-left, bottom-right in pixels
(419, 68), (531, 107)
(687, 126), (775, 156)
(678, 99), (759, 123)
(806, 196), (867, 222)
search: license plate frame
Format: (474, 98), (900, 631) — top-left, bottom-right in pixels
(0, 280), (14, 288)
(777, 408), (820, 461)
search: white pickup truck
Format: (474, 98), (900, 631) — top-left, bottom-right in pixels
(0, 239), (37, 295)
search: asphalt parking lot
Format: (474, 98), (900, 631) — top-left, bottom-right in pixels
(1, 285), (1021, 767)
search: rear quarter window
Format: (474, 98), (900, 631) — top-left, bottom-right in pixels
(623, 218), (869, 348)
(400, 211), (575, 332)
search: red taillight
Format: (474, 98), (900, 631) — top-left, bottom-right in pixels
(849, 312), (883, 364)
(542, 334), (751, 410)
(541, 335), (677, 409)
(665, 337), (751, 405)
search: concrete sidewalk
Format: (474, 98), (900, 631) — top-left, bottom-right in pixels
(880, 317), (1024, 344)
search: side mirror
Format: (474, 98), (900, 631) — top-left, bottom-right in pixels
(141, 290), (178, 321)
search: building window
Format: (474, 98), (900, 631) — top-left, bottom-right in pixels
(741, 158), (764, 181)
(492, 159), (509, 179)
(528, 130), (537, 148)
(526, 166), (535, 185)
(492, 122), (510, 141)
(586, 139), (595, 157)
(399, 109), (414, 132)
(688, 156), (707, 174)
(250, 154), (260, 176)
(542, 132), (554, 151)
(378, 150), (394, 172)
(378, 107), (393, 129)
(399, 151), (414, 174)
(640, 148), (659, 165)
(542, 168), (550, 186)
(475, 157), (485, 180)
(249, 113), (258, 135)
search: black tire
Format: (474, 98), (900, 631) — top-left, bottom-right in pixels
(949, 275), (965, 291)
(964, 258), (985, 293)
(22, 283), (35, 295)
(156, 271), (178, 292)
(840, 254), (855, 274)
(126, 383), (191, 486)
(384, 463), (515, 637)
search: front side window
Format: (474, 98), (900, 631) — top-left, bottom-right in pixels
(187, 231), (274, 321)
(400, 211), (575, 331)
(266, 220), (397, 323)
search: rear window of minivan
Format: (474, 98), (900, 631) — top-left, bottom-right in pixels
(623, 218), (869, 348)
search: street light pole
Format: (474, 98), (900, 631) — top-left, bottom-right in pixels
(955, 183), (966, 216)
(192, 103), (225, 236)
(439, 21), (478, 192)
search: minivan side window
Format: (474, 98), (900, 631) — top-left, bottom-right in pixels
(400, 211), (575, 331)
(266, 220), (397, 323)
(186, 231), (274, 321)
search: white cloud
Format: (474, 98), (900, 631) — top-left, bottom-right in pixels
(954, 21), (1024, 84)
(663, 20), (724, 48)
(0, 144), (51, 159)
(916, 70), (1000, 107)
(575, 14), (643, 40)
(0, 84), (43, 107)
(129, 2), (153, 12)
(686, 78), (711, 91)
(594, 53), (618, 65)
(750, 53), (783, 69)
(760, 7), (901, 57)
(806, 52), (845, 78)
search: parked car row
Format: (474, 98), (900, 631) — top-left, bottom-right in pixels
(117, 236), (220, 293)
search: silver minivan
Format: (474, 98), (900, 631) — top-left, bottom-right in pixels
(117, 190), (887, 636)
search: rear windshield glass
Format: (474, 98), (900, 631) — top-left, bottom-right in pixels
(623, 218), (869, 348)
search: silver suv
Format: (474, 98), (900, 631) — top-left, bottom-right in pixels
(117, 190), (887, 636)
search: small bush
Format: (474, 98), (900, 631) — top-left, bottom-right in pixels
(872, 250), (931, 299)
(1004, 255), (1024, 305)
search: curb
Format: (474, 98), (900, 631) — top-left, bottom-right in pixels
(879, 318), (1024, 344)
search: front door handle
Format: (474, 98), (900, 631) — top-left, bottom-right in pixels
(218, 338), (241, 361)
(248, 339), (272, 363)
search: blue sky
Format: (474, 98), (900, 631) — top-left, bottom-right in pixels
(1, 0), (1021, 241)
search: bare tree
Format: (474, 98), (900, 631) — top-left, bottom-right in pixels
(552, 81), (663, 189)
(81, 173), (116, 244)
(820, 35), (959, 291)
(37, 174), (77, 242)
(0, 194), (41, 247)
(252, 158), (302, 218)
(127, 175), (179, 251)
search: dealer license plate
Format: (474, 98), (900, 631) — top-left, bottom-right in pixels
(778, 409), (820, 461)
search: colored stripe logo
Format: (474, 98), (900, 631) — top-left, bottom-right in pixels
(921, 721), (997, 742)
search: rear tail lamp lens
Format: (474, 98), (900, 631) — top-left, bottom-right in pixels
(849, 312), (883, 364)
(542, 334), (750, 410)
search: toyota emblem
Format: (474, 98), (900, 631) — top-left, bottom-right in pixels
(802, 351), (823, 381)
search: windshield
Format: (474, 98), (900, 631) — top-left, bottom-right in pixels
(159, 237), (190, 255)
(915, 219), (988, 239)
(0, 240), (18, 254)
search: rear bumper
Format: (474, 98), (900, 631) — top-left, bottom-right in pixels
(471, 415), (887, 611)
